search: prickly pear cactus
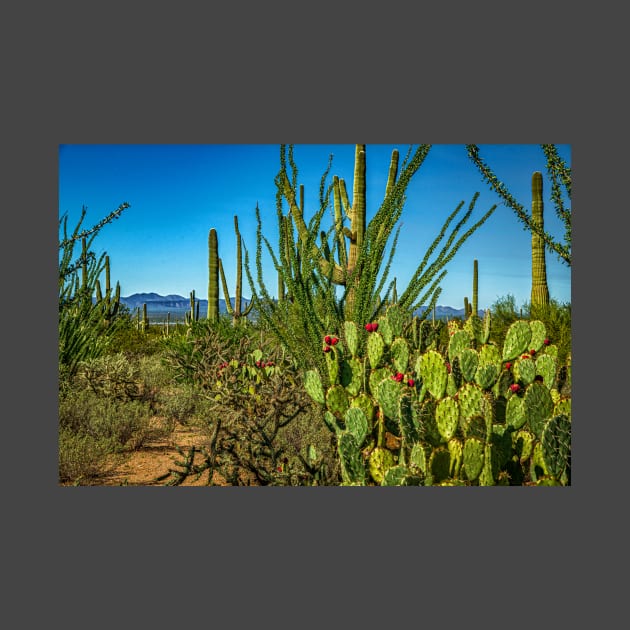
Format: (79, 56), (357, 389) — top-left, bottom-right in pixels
(535, 354), (557, 389)
(463, 315), (483, 346)
(528, 320), (547, 353)
(367, 332), (386, 369)
(304, 369), (325, 405)
(390, 337), (410, 374)
(377, 316), (394, 346)
(385, 304), (406, 338)
(541, 414), (571, 480)
(436, 396), (459, 440)
(339, 357), (364, 397)
(513, 356), (536, 385)
(417, 350), (448, 399)
(460, 348), (479, 382)
(505, 393), (526, 430)
(502, 321), (532, 362)
(429, 447), (451, 484)
(463, 437), (484, 481)
(369, 447), (395, 484)
(326, 384), (350, 418)
(475, 363), (499, 390)
(523, 381), (554, 438)
(344, 407), (369, 447)
(448, 329), (472, 364)
(344, 320), (359, 357)
(376, 378), (403, 420)
(338, 432), (366, 485)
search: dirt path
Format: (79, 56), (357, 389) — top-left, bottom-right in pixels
(100, 418), (224, 486)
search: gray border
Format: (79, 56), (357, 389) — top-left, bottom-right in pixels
(6, 0), (615, 626)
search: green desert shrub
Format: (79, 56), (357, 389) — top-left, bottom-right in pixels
(59, 387), (153, 449)
(58, 426), (119, 484)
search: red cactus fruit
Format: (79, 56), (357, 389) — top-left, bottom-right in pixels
(509, 384), (520, 393)
(372, 322), (379, 332)
(324, 335), (332, 345)
(543, 338), (550, 346)
(407, 379), (415, 387)
(364, 323), (373, 332)
(445, 362), (451, 374)
(530, 349), (536, 356)
(505, 362), (512, 370)
(323, 346), (332, 353)
(391, 372), (404, 382)
(331, 337), (339, 345)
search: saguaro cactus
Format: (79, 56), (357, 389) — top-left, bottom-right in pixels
(277, 144), (404, 319)
(208, 228), (219, 322)
(530, 172), (550, 309)
(219, 215), (254, 325)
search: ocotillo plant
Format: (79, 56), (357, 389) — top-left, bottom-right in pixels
(58, 204), (129, 378)
(466, 145), (571, 266)
(218, 215), (254, 325)
(208, 228), (219, 323)
(530, 172), (550, 309)
(246, 144), (497, 383)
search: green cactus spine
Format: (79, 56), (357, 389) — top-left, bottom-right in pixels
(208, 228), (219, 322)
(530, 171), (550, 309)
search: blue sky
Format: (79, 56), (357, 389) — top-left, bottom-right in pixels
(58, 144), (571, 311)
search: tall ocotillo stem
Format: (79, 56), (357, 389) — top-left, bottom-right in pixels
(219, 215), (254, 325)
(80, 237), (89, 300)
(472, 259), (479, 316)
(208, 228), (219, 322)
(530, 171), (550, 309)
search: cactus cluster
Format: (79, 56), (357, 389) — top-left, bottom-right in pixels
(303, 307), (571, 486)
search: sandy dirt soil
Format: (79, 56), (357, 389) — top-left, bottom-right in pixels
(99, 418), (226, 486)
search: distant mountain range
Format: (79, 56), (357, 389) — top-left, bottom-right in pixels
(119, 293), (484, 320)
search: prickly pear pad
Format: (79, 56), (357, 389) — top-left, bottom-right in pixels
(304, 369), (325, 405)
(502, 321), (532, 362)
(463, 437), (484, 481)
(436, 396), (460, 440)
(417, 350), (448, 399)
